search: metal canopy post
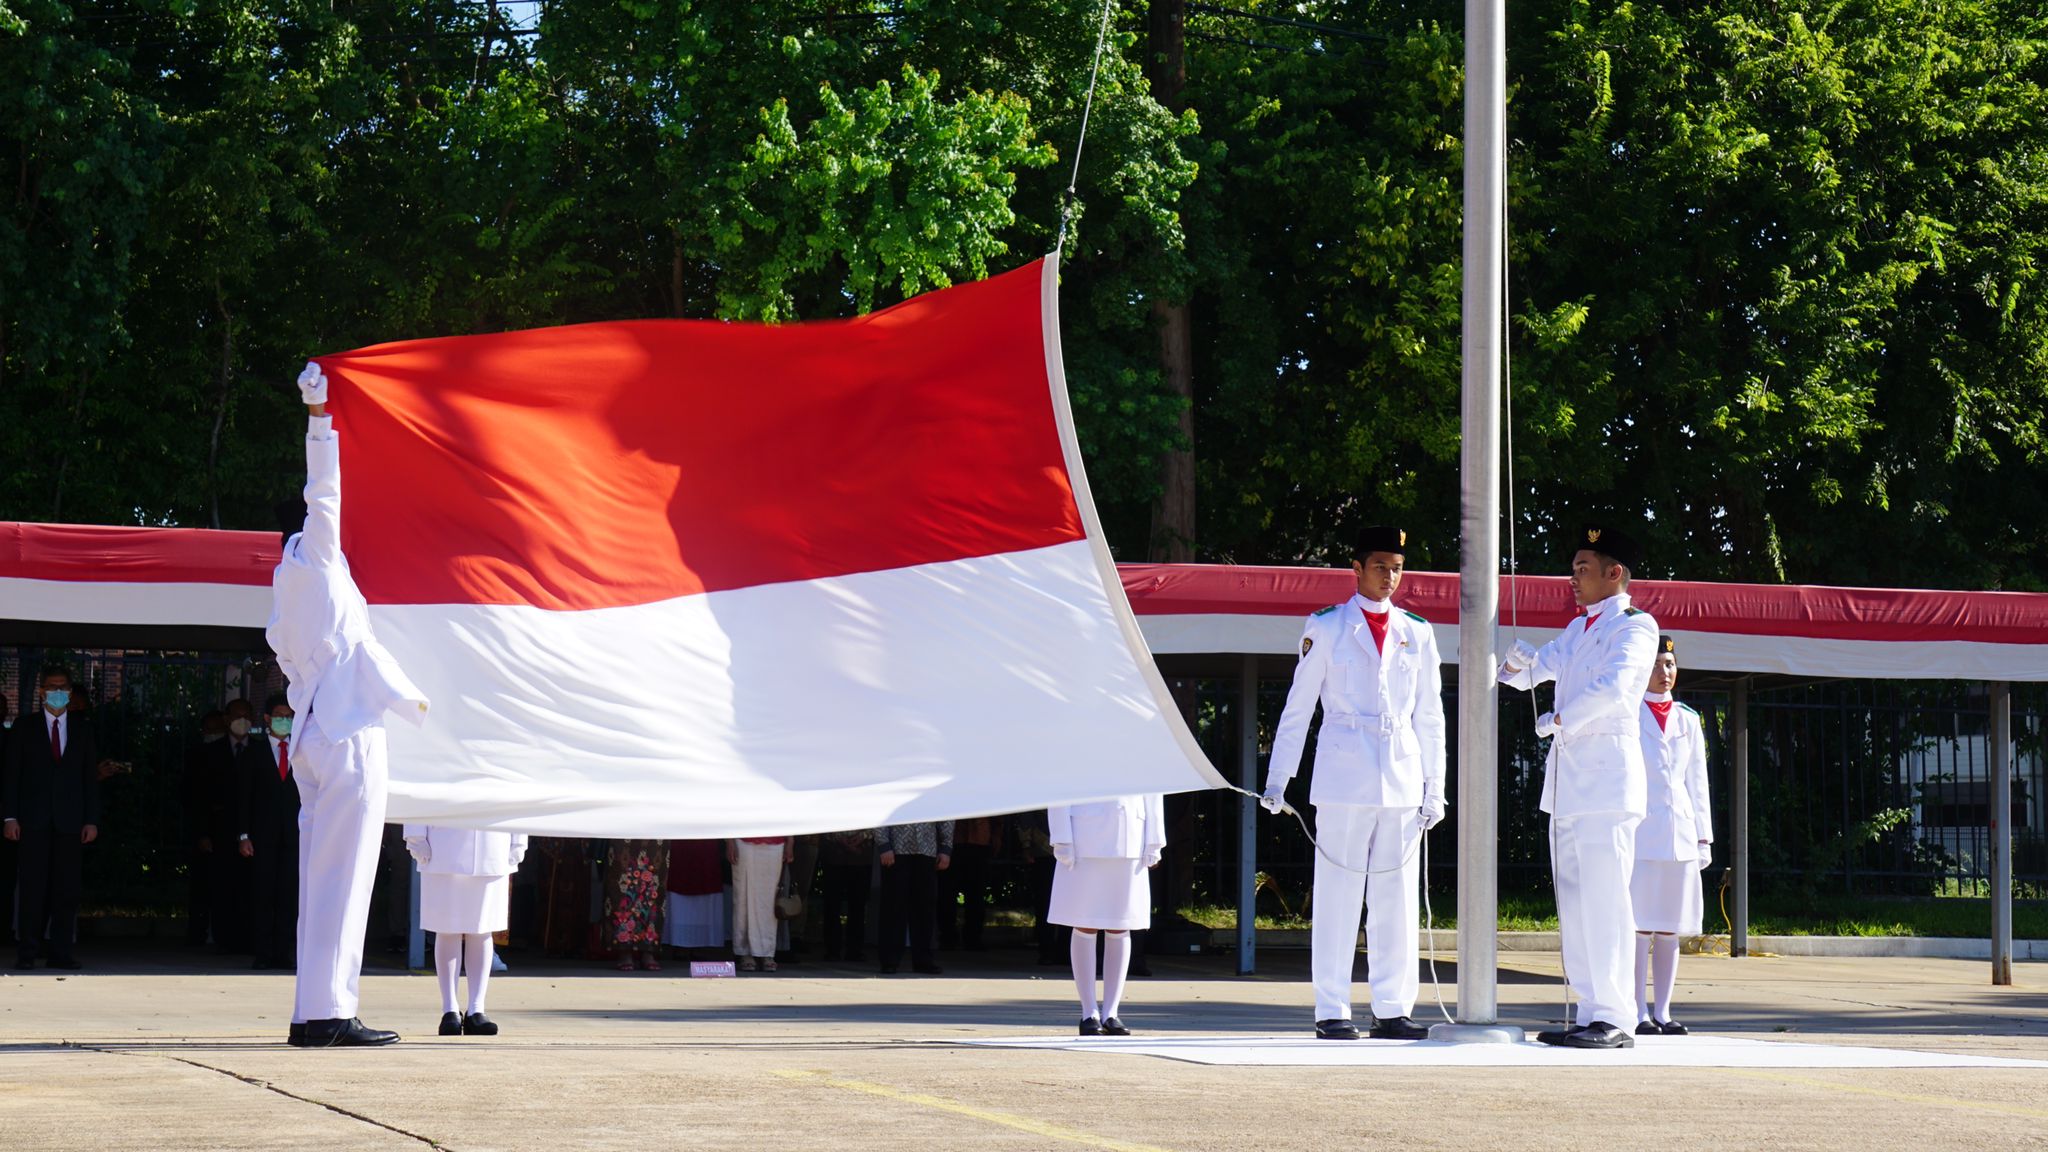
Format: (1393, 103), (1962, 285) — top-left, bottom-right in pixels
(1991, 681), (2013, 986)
(1238, 654), (1260, 975)
(1731, 677), (1751, 958)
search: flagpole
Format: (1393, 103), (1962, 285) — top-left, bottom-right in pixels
(1432, 0), (1518, 1044)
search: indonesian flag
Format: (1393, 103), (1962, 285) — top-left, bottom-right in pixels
(315, 257), (1223, 836)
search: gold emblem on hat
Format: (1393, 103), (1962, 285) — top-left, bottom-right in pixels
(1398, 529), (1407, 546)
(1587, 528), (1603, 543)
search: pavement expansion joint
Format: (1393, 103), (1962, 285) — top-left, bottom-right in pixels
(82, 1043), (453, 1150)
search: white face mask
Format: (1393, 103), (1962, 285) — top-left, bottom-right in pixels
(229, 718), (252, 738)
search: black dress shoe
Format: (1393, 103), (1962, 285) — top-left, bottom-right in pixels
(14, 956), (33, 970)
(1636, 1019), (1664, 1036)
(438, 1012), (463, 1036)
(1536, 1025), (1583, 1046)
(1315, 1018), (1361, 1041)
(1368, 1015), (1430, 1040)
(288, 1023), (307, 1046)
(913, 963), (944, 975)
(1101, 1017), (1131, 1036)
(878, 964), (899, 974)
(462, 1013), (499, 1036)
(1657, 1019), (1689, 1036)
(1078, 1016), (1103, 1036)
(1128, 964), (1153, 978)
(48, 956), (82, 970)
(301, 1017), (400, 1047)
(1559, 1021), (1634, 1049)
(251, 958), (274, 971)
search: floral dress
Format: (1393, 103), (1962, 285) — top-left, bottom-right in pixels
(604, 839), (669, 947)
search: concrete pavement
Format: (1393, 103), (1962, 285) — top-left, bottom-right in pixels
(3, 946), (2045, 1150)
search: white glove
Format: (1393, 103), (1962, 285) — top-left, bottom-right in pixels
(297, 361), (328, 406)
(1498, 639), (1538, 683)
(404, 837), (430, 866)
(1260, 781), (1288, 814)
(1419, 793), (1445, 831)
(1142, 849), (1163, 869)
(1697, 843), (1712, 872)
(1535, 711), (1562, 738)
(1052, 842), (1075, 868)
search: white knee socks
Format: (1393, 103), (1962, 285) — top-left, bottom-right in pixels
(1070, 930), (1099, 1020)
(1650, 933), (1680, 1023)
(1101, 932), (1131, 1021)
(1634, 932), (1653, 1024)
(435, 933), (463, 1014)
(464, 933), (495, 1015)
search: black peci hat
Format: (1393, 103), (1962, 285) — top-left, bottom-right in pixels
(1352, 525), (1409, 561)
(1575, 522), (1643, 571)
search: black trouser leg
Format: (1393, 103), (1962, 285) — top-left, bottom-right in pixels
(16, 827), (52, 960)
(878, 864), (907, 969)
(0, 834), (18, 947)
(188, 849), (213, 944)
(43, 833), (82, 963)
(904, 855), (939, 969)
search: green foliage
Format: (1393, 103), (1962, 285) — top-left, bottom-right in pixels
(2, 1), (2046, 588)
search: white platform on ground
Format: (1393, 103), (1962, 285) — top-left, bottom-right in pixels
(960, 1034), (2048, 1069)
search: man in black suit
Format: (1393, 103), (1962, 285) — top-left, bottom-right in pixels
(0, 694), (15, 949)
(2, 667), (102, 970)
(239, 695), (301, 970)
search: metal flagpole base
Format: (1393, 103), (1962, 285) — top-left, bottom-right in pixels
(1428, 1022), (1525, 1044)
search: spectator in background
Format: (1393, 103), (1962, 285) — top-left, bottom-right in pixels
(184, 710), (227, 946)
(3, 667), (102, 970)
(943, 817), (1003, 952)
(239, 695), (301, 971)
(664, 839), (727, 958)
(604, 840), (668, 971)
(213, 699), (260, 953)
(0, 694), (14, 950)
(1018, 814), (1064, 966)
(876, 820), (951, 975)
(818, 828), (873, 963)
(729, 834), (791, 972)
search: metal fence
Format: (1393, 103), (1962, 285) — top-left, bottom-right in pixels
(1166, 674), (2048, 918)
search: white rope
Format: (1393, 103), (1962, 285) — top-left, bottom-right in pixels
(1055, 0), (1118, 254)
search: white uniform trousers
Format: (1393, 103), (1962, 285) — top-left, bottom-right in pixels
(1310, 804), (1420, 1022)
(1551, 812), (1641, 1030)
(290, 722), (388, 1024)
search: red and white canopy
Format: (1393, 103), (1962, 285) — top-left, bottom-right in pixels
(1119, 565), (2048, 682)
(6, 526), (2046, 682)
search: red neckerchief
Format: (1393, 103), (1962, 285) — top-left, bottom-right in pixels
(1647, 700), (1673, 731)
(1584, 612), (1602, 630)
(1362, 606), (1390, 653)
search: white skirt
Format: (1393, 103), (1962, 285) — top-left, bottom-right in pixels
(1630, 859), (1705, 935)
(1048, 857), (1151, 931)
(420, 873), (511, 935)
(664, 891), (729, 948)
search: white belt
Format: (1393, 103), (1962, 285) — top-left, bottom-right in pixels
(1325, 711), (1402, 736)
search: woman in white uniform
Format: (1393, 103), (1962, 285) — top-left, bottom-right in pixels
(1631, 636), (1712, 1035)
(404, 824), (527, 1036)
(1048, 795), (1165, 1036)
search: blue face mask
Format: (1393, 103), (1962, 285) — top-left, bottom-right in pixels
(44, 689), (71, 711)
(270, 715), (293, 737)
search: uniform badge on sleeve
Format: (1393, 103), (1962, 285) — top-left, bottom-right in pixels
(1301, 637), (1314, 658)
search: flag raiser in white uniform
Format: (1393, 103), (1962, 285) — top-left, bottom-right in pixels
(1264, 523), (1446, 1035)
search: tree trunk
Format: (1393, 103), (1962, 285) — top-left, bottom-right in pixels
(1146, 0), (1196, 562)
(207, 279), (234, 530)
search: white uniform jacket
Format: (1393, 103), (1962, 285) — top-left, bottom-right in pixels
(1636, 698), (1712, 861)
(1048, 795), (1167, 860)
(1503, 592), (1660, 818)
(267, 416), (429, 742)
(1268, 594), (1447, 809)
(402, 824), (529, 878)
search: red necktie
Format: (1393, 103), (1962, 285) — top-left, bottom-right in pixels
(1362, 607), (1390, 653)
(276, 738), (290, 781)
(1647, 700), (1673, 731)
(50, 718), (62, 762)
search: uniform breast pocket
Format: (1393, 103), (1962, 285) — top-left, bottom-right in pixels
(1331, 652), (1368, 693)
